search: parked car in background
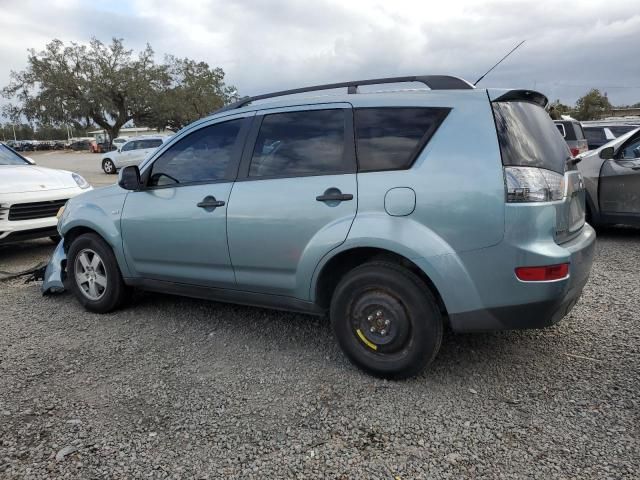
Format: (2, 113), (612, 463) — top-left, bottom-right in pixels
(578, 127), (640, 228)
(69, 139), (92, 151)
(0, 142), (91, 244)
(112, 137), (127, 148)
(582, 123), (640, 150)
(43, 75), (595, 379)
(101, 136), (169, 174)
(554, 119), (588, 157)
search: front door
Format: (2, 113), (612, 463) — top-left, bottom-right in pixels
(600, 133), (640, 216)
(120, 114), (252, 287)
(227, 104), (357, 299)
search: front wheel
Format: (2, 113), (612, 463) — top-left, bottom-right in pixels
(330, 262), (443, 379)
(67, 233), (128, 313)
(102, 158), (116, 174)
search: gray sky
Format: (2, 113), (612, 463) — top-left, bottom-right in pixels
(1, 0), (639, 110)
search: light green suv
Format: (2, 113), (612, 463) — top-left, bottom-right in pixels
(43, 75), (596, 378)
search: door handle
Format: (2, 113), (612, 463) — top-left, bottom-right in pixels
(197, 196), (225, 209)
(316, 193), (354, 202)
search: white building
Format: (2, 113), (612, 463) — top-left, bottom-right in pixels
(88, 127), (173, 143)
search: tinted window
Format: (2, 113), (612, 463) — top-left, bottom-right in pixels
(621, 136), (640, 159)
(122, 141), (136, 152)
(609, 125), (638, 136)
(584, 127), (605, 143)
(493, 102), (570, 174)
(140, 139), (163, 149)
(0, 144), (29, 165)
(555, 123), (566, 138)
(249, 109), (347, 177)
(149, 120), (243, 187)
(355, 108), (447, 171)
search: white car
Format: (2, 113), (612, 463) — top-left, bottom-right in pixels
(0, 143), (92, 244)
(101, 136), (168, 174)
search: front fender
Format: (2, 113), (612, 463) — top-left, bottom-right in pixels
(58, 187), (130, 277)
(308, 213), (484, 314)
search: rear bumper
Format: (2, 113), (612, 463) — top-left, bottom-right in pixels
(449, 223), (596, 332)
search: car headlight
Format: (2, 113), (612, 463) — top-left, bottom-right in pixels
(72, 173), (90, 189)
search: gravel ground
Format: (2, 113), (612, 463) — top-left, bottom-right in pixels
(1, 228), (639, 479)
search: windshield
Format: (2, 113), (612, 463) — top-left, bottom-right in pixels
(493, 102), (570, 173)
(0, 144), (29, 165)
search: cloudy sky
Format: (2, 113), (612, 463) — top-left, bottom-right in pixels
(1, 0), (639, 110)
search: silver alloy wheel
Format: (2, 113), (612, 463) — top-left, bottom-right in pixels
(74, 248), (107, 300)
(103, 159), (114, 174)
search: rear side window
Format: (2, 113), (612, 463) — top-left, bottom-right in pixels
(609, 125), (638, 136)
(141, 139), (163, 149)
(584, 127), (605, 143)
(249, 109), (348, 178)
(555, 124), (566, 138)
(355, 108), (449, 171)
(492, 102), (570, 174)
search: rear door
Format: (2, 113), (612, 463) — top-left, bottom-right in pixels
(599, 133), (640, 216)
(226, 103), (357, 298)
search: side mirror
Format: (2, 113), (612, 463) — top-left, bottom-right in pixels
(117, 147), (122, 153)
(599, 146), (614, 160)
(24, 156), (36, 165)
(118, 166), (142, 191)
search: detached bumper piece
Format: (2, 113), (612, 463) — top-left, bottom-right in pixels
(42, 239), (67, 294)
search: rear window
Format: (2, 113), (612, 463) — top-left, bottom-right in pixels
(492, 102), (570, 174)
(355, 107), (449, 171)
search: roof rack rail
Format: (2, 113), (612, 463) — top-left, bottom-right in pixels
(214, 75), (474, 114)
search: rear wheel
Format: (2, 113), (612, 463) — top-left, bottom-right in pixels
(330, 262), (443, 379)
(102, 158), (116, 174)
(67, 233), (128, 313)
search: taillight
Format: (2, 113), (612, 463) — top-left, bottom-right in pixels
(515, 263), (569, 281)
(504, 166), (565, 203)
(570, 147), (580, 157)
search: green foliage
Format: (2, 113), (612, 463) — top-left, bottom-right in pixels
(2, 38), (237, 144)
(573, 89), (612, 121)
(141, 56), (239, 131)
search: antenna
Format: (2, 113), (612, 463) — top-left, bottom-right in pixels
(474, 40), (526, 86)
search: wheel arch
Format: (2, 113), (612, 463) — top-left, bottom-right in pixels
(313, 246), (448, 319)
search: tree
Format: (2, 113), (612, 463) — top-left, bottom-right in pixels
(573, 89), (612, 121)
(141, 56), (238, 132)
(3, 38), (168, 144)
(548, 99), (571, 119)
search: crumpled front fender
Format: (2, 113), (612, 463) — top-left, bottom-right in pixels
(42, 239), (67, 294)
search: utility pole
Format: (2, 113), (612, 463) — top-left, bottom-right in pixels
(12, 124), (17, 141)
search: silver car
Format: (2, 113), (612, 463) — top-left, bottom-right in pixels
(578, 127), (640, 227)
(101, 136), (170, 174)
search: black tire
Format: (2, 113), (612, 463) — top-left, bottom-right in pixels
(67, 233), (128, 313)
(102, 158), (116, 174)
(330, 261), (443, 379)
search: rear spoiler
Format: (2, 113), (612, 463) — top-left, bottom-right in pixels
(490, 89), (548, 108)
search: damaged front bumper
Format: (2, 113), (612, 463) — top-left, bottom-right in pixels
(42, 239), (67, 294)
